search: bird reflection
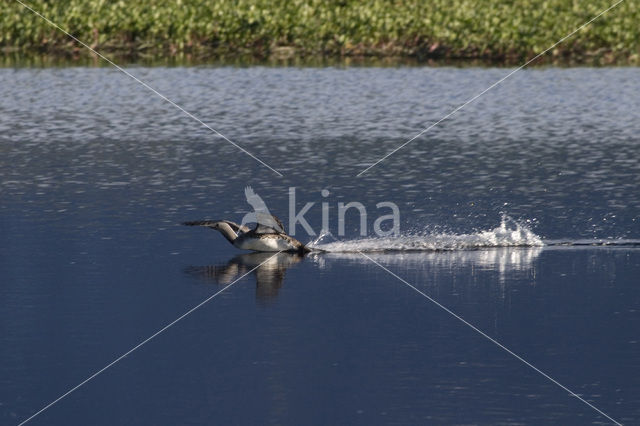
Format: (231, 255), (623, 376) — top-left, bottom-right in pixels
(184, 252), (304, 302)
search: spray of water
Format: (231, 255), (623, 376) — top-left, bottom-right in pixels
(309, 215), (543, 253)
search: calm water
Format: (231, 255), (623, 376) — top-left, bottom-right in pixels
(1, 66), (639, 425)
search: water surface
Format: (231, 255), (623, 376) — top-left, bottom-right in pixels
(1, 66), (639, 425)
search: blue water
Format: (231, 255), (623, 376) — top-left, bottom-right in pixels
(1, 66), (639, 425)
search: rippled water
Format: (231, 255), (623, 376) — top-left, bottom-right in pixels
(1, 66), (639, 425)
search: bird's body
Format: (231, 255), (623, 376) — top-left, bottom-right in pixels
(183, 217), (310, 254)
(234, 232), (302, 251)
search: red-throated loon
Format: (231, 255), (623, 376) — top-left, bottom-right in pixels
(183, 216), (310, 254)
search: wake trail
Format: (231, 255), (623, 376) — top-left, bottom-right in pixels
(308, 217), (640, 253)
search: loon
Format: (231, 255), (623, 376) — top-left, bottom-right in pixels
(183, 215), (311, 254)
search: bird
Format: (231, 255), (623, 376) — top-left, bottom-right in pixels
(241, 186), (284, 233)
(183, 215), (311, 254)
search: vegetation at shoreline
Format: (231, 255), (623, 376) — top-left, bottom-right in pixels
(2, 0), (639, 64)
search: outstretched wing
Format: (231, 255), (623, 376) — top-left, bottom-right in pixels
(183, 220), (250, 234)
(243, 186), (284, 232)
(253, 214), (286, 234)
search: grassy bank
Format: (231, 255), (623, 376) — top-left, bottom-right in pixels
(2, 0), (639, 64)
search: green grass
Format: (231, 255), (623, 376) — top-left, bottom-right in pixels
(2, 0), (639, 63)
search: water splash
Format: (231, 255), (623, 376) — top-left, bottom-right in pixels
(309, 216), (543, 253)
(308, 229), (337, 247)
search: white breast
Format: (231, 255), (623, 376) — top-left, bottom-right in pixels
(235, 236), (294, 252)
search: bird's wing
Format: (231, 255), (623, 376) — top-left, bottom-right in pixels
(183, 220), (250, 234)
(224, 220), (251, 234)
(253, 214), (286, 234)
(243, 186), (285, 232)
(183, 220), (218, 227)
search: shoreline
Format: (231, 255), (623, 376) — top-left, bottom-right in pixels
(2, 45), (638, 68)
